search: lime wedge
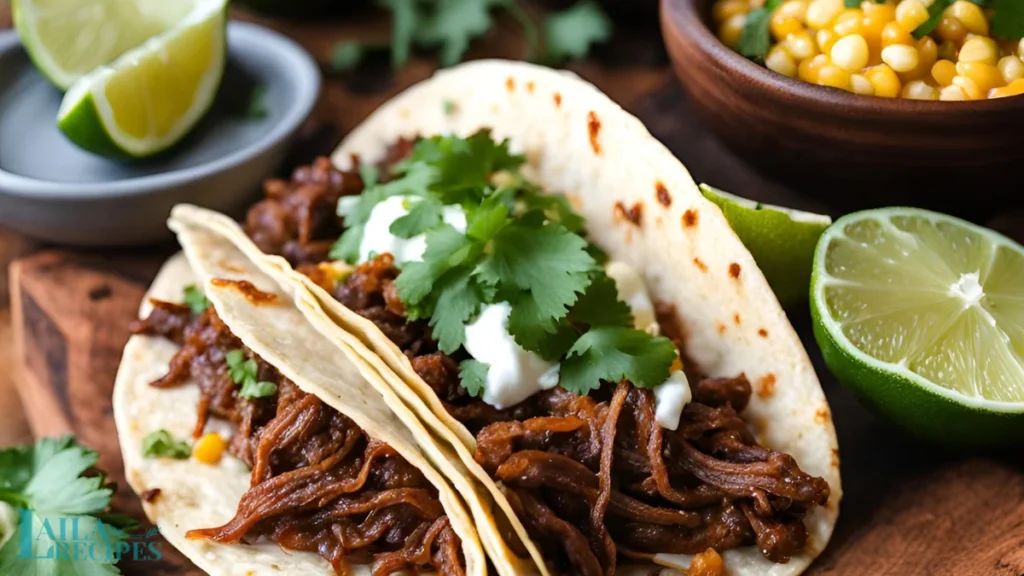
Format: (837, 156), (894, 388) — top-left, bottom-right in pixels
(54, 0), (227, 158)
(811, 207), (1024, 446)
(700, 184), (832, 303)
(13, 0), (196, 90)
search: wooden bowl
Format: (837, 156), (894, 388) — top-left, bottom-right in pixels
(660, 0), (1024, 221)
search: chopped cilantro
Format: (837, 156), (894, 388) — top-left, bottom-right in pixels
(390, 196), (444, 239)
(330, 41), (365, 72)
(0, 436), (128, 576)
(459, 359), (489, 398)
(226, 349), (278, 399)
(443, 99), (457, 115)
(559, 327), (679, 395)
(142, 429), (191, 459)
(991, 0), (1024, 39)
(183, 284), (210, 315)
(913, 0), (954, 38)
(543, 0), (612, 64)
(569, 270), (635, 329)
(246, 84), (268, 119)
(737, 0), (784, 62)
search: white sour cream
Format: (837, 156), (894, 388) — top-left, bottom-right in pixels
(654, 370), (692, 430)
(604, 261), (660, 335)
(358, 196), (467, 264)
(463, 302), (560, 409)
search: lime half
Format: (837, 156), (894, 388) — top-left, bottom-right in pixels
(55, 0), (227, 158)
(700, 184), (832, 304)
(811, 207), (1024, 446)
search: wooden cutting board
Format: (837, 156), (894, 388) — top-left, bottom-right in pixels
(8, 8), (1024, 576)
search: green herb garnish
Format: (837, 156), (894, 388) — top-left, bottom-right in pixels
(543, 0), (613, 65)
(737, 0), (785, 62)
(183, 284), (210, 315)
(142, 429), (192, 459)
(330, 41), (366, 72)
(991, 0), (1024, 40)
(246, 84), (268, 119)
(459, 359), (489, 398)
(226, 349), (278, 399)
(913, 0), (955, 39)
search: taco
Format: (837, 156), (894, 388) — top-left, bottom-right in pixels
(114, 220), (497, 575)
(166, 59), (842, 576)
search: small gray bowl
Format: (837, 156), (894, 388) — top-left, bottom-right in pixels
(0, 21), (321, 246)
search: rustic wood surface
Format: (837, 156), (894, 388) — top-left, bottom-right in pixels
(5, 3), (1024, 576)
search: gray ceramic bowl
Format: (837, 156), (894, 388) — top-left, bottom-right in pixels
(0, 21), (321, 246)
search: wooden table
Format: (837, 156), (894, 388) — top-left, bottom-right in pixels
(4, 5), (1024, 575)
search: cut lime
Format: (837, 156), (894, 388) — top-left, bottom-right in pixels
(55, 0), (227, 158)
(700, 184), (832, 304)
(811, 207), (1024, 446)
(13, 0), (196, 90)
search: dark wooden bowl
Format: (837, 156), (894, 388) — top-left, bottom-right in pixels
(660, 0), (1024, 222)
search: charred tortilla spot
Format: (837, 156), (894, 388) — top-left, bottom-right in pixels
(655, 182), (671, 207)
(682, 209), (699, 228)
(210, 278), (278, 305)
(716, 322), (727, 334)
(587, 111), (602, 155)
(526, 80), (535, 93)
(141, 488), (162, 503)
(757, 374), (776, 398)
(614, 201), (643, 226)
(693, 257), (709, 272)
(831, 449), (840, 468)
(553, 92), (562, 107)
(506, 76), (515, 92)
(729, 263), (741, 280)
(733, 313), (741, 325)
(815, 407), (830, 424)
(758, 328), (769, 338)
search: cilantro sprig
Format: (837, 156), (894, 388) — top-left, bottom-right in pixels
(142, 430), (192, 459)
(737, 0), (784, 62)
(0, 436), (133, 575)
(226, 350), (278, 399)
(183, 284), (210, 315)
(336, 130), (678, 396)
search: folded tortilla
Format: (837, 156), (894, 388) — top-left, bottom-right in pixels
(167, 59), (841, 576)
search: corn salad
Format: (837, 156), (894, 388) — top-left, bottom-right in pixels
(715, 0), (1024, 100)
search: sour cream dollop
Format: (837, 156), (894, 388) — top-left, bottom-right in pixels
(654, 370), (692, 430)
(463, 302), (560, 409)
(358, 195), (467, 264)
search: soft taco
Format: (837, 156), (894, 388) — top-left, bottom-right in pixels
(166, 59), (842, 576)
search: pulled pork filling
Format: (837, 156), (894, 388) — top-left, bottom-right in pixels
(131, 301), (464, 576)
(240, 156), (832, 576)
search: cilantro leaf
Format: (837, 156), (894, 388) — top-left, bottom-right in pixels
(239, 380), (278, 399)
(404, 131), (523, 200)
(416, 0), (498, 67)
(506, 295), (578, 361)
(459, 359), (489, 398)
(379, 0), (420, 69)
(396, 225), (477, 308)
(246, 84), (268, 119)
(142, 430), (191, 460)
(543, 0), (612, 64)
(992, 0), (1024, 39)
(466, 189), (513, 241)
(913, 0), (954, 38)
(428, 268), (483, 353)
(559, 328), (677, 394)
(390, 196), (444, 239)
(360, 163), (380, 188)
(330, 41), (365, 72)
(183, 284), (210, 315)
(738, 0), (784, 62)
(329, 228), (363, 263)
(569, 270), (634, 328)
(520, 192), (585, 233)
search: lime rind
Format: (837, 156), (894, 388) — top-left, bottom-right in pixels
(700, 184), (832, 226)
(811, 207), (1024, 445)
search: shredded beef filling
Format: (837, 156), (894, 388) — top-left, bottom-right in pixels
(132, 302), (464, 576)
(322, 255), (831, 576)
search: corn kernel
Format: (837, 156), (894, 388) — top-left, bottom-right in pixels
(938, 40), (958, 61)
(990, 78), (1024, 98)
(939, 84), (968, 100)
(786, 31), (819, 60)
(936, 16), (967, 43)
(998, 56), (1024, 84)
(193, 432), (227, 465)
(952, 74), (983, 99)
(719, 14), (747, 48)
(799, 53), (829, 82)
(806, 0), (844, 28)
(833, 9), (863, 36)
(831, 34), (870, 72)
(777, 0), (810, 21)
(817, 64), (852, 89)
(862, 2), (896, 23)
(772, 11), (805, 40)
(895, 0), (929, 32)
(850, 73), (876, 95)
(956, 62), (1004, 92)
(948, 1), (988, 35)
(865, 64), (902, 97)
(766, 45), (799, 77)
(881, 21), (913, 47)
(932, 59), (958, 85)
(712, 0), (750, 23)
(958, 37), (999, 65)
(882, 44), (920, 72)
(901, 79), (939, 99)
(817, 28), (840, 54)
(861, 15), (889, 47)
(903, 36), (939, 80)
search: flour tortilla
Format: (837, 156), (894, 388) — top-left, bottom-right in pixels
(113, 223), (488, 576)
(169, 59), (842, 575)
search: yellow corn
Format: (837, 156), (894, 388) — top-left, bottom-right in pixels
(850, 73), (876, 95)
(958, 37), (999, 65)
(832, 34), (870, 72)
(719, 13), (747, 48)
(862, 2), (896, 23)
(948, 1), (988, 36)
(932, 60), (958, 85)
(998, 56), (1024, 84)
(766, 45), (799, 77)
(904, 36), (939, 81)
(833, 9), (863, 36)
(901, 79), (939, 100)
(895, 0), (929, 32)
(881, 21), (913, 47)
(786, 31), (820, 60)
(990, 78), (1024, 98)
(939, 85), (969, 100)
(956, 62), (1004, 92)
(193, 432), (227, 465)
(936, 16), (967, 43)
(938, 40), (958, 62)
(713, 0), (750, 23)
(777, 0), (809, 21)
(772, 10), (805, 40)
(806, 0), (844, 29)
(882, 44), (920, 72)
(865, 64), (902, 97)
(817, 28), (840, 54)
(799, 53), (829, 82)
(817, 64), (852, 89)
(952, 74), (983, 99)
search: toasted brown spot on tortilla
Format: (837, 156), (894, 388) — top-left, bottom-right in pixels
(729, 263), (741, 279)
(716, 322), (727, 334)
(526, 80), (535, 93)
(141, 488), (162, 503)
(655, 181), (671, 207)
(733, 313), (741, 325)
(210, 278), (278, 305)
(614, 201), (643, 226)
(758, 328), (769, 338)
(219, 261), (245, 273)
(831, 448), (840, 468)
(553, 92), (562, 107)
(505, 76), (515, 92)
(682, 209), (698, 228)
(587, 110), (602, 155)
(815, 407), (830, 424)
(757, 374), (777, 398)
(655, 216), (664, 225)
(693, 257), (709, 272)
